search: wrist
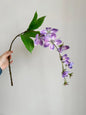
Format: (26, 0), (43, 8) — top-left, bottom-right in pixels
(0, 62), (2, 67)
(0, 57), (2, 67)
(0, 65), (4, 71)
(0, 65), (2, 70)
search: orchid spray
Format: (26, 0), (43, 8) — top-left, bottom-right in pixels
(34, 27), (73, 85)
(8, 11), (73, 86)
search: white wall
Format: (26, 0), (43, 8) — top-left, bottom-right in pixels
(0, 0), (86, 115)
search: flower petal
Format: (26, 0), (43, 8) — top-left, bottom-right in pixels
(58, 45), (70, 53)
(40, 30), (47, 35)
(44, 42), (49, 47)
(51, 33), (56, 40)
(68, 62), (73, 69)
(49, 44), (55, 50)
(51, 28), (58, 33)
(62, 71), (69, 78)
(34, 34), (40, 46)
(39, 40), (43, 46)
(63, 45), (70, 50)
(55, 39), (62, 45)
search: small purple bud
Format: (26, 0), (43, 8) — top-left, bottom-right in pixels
(46, 27), (52, 31)
(51, 28), (58, 33)
(68, 62), (73, 69)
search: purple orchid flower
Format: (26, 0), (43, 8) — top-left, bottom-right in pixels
(34, 34), (43, 46)
(44, 41), (55, 50)
(54, 39), (62, 45)
(40, 27), (58, 42)
(64, 61), (73, 69)
(62, 70), (69, 78)
(61, 54), (70, 62)
(39, 27), (59, 50)
(58, 45), (70, 53)
(44, 39), (62, 50)
(46, 27), (58, 33)
(46, 27), (58, 41)
(61, 54), (73, 69)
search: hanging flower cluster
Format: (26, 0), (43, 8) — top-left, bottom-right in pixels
(34, 27), (73, 85)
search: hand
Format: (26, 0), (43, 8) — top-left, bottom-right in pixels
(0, 51), (13, 70)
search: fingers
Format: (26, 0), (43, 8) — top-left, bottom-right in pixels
(9, 55), (12, 59)
(4, 51), (13, 58)
(10, 60), (13, 64)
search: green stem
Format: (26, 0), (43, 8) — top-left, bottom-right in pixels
(8, 30), (27, 86)
(51, 40), (67, 84)
(51, 40), (64, 71)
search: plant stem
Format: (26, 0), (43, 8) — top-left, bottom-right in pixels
(51, 40), (64, 71)
(51, 40), (67, 84)
(8, 30), (27, 86)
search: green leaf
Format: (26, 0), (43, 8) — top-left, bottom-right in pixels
(64, 80), (69, 86)
(69, 72), (73, 78)
(30, 16), (46, 30)
(28, 11), (38, 31)
(59, 44), (64, 48)
(21, 34), (34, 53)
(24, 30), (40, 38)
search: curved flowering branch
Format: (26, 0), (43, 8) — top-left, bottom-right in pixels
(7, 11), (73, 86)
(34, 27), (73, 85)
